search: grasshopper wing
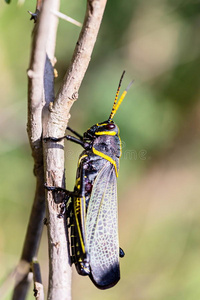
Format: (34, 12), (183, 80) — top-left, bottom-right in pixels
(86, 161), (120, 289)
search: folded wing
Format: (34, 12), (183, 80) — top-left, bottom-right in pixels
(86, 161), (120, 289)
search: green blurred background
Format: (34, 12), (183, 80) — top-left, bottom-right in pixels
(1, 0), (200, 299)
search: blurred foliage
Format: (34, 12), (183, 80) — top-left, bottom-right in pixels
(0, 0), (200, 299)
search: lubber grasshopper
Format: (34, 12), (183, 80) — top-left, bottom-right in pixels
(45, 71), (133, 289)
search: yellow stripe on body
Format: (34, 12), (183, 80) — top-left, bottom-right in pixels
(96, 123), (108, 126)
(92, 147), (118, 177)
(75, 177), (80, 189)
(78, 154), (88, 166)
(75, 176), (87, 190)
(74, 197), (86, 254)
(95, 131), (116, 136)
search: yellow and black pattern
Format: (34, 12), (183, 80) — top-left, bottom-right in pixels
(109, 71), (133, 121)
(109, 70), (125, 121)
(46, 71), (133, 289)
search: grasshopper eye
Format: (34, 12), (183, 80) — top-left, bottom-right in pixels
(106, 123), (115, 130)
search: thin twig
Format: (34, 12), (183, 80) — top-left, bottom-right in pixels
(51, 10), (82, 27)
(31, 261), (44, 300)
(44, 0), (108, 138)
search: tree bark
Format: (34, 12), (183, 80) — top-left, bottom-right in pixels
(12, 0), (60, 299)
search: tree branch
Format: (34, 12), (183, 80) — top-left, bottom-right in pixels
(13, 0), (107, 299)
(12, 0), (60, 299)
(43, 1), (107, 299)
(44, 0), (108, 137)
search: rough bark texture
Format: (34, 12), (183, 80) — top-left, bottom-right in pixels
(12, 0), (60, 299)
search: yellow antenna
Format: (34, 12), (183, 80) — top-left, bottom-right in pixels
(108, 71), (125, 121)
(108, 71), (133, 121)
